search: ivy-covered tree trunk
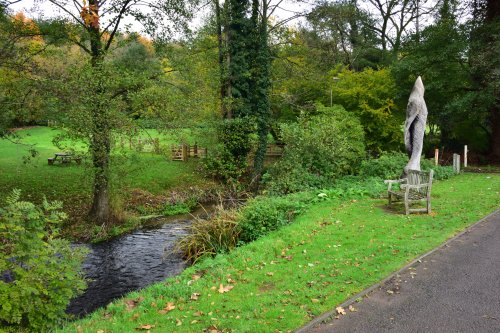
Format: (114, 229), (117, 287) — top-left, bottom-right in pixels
(228, 0), (251, 118)
(215, 0), (230, 118)
(250, 0), (271, 181)
(87, 1), (112, 223)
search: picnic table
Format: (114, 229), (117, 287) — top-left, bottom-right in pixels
(48, 152), (82, 165)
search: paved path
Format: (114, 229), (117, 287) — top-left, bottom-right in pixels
(300, 210), (500, 333)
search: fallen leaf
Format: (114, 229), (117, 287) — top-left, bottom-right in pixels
(193, 311), (204, 317)
(135, 324), (155, 330)
(191, 320), (200, 324)
(218, 284), (234, 293)
(129, 313), (140, 321)
(336, 306), (346, 315)
(192, 274), (201, 281)
(176, 318), (182, 326)
(266, 272), (274, 276)
(158, 302), (176, 314)
(348, 305), (357, 312)
(311, 298), (320, 303)
(191, 293), (200, 300)
(125, 297), (144, 311)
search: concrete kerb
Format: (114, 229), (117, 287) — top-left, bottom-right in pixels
(294, 208), (500, 333)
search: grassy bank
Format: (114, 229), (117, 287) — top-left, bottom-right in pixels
(0, 127), (209, 240)
(58, 173), (499, 332)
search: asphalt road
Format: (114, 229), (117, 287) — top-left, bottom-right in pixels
(301, 209), (500, 333)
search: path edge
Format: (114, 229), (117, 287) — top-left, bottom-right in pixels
(294, 208), (500, 333)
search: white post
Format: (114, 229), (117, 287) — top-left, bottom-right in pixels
(464, 145), (468, 168)
(434, 149), (439, 166)
(453, 154), (461, 174)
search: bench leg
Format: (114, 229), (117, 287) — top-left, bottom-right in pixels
(388, 192), (392, 205)
(427, 198), (431, 214)
(404, 194), (410, 215)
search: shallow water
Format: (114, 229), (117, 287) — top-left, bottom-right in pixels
(67, 219), (190, 316)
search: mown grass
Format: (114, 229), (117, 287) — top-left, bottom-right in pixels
(58, 173), (499, 333)
(0, 127), (207, 240)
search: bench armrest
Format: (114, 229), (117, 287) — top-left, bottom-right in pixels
(384, 178), (407, 191)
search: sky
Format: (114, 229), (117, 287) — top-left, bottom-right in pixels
(8, 0), (314, 37)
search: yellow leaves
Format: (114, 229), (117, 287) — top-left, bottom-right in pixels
(266, 272), (274, 277)
(311, 298), (320, 304)
(336, 306), (346, 315)
(158, 302), (175, 314)
(348, 305), (357, 312)
(218, 284), (234, 294)
(135, 324), (155, 330)
(80, 3), (100, 28)
(190, 293), (200, 300)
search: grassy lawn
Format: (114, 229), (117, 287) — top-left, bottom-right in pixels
(0, 127), (207, 239)
(58, 173), (499, 332)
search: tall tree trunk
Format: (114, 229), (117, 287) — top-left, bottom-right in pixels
(215, 0), (230, 118)
(251, 0), (271, 182)
(87, 0), (112, 223)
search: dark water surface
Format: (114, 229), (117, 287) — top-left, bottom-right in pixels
(67, 219), (190, 316)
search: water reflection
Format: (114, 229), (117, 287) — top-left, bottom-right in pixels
(67, 220), (189, 316)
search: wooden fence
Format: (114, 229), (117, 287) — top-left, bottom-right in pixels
(265, 144), (285, 157)
(171, 144), (207, 161)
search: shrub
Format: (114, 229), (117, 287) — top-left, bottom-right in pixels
(174, 208), (241, 263)
(264, 105), (366, 194)
(202, 118), (255, 182)
(238, 195), (310, 243)
(360, 151), (455, 180)
(359, 151), (408, 179)
(0, 190), (87, 332)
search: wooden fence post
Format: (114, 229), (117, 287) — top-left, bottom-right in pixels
(182, 144), (188, 162)
(434, 149), (439, 166)
(464, 145), (468, 168)
(193, 143), (198, 158)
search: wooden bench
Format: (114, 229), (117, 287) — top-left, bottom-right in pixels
(48, 153), (82, 165)
(385, 169), (434, 215)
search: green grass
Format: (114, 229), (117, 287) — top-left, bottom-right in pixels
(0, 127), (207, 239)
(58, 173), (500, 332)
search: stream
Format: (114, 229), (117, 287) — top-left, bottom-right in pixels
(67, 219), (191, 316)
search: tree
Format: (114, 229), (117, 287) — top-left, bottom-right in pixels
(42, 0), (197, 224)
(468, 0), (500, 159)
(363, 0), (437, 58)
(330, 67), (402, 153)
(306, 0), (381, 70)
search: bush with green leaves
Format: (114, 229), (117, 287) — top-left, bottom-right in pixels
(360, 151), (455, 180)
(0, 190), (87, 332)
(264, 105), (366, 194)
(238, 195), (310, 243)
(202, 118), (255, 182)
